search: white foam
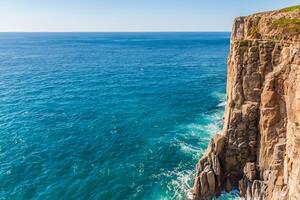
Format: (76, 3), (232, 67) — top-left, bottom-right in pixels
(212, 91), (226, 102)
(178, 140), (201, 154)
(217, 101), (227, 107)
(167, 92), (227, 198)
(164, 168), (194, 200)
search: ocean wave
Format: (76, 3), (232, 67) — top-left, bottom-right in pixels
(167, 169), (194, 200)
(177, 140), (202, 154)
(211, 91), (226, 102)
(217, 101), (227, 107)
(154, 166), (194, 200)
(173, 91), (226, 156)
(167, 92), (227, 199)
(176, 108), (224, 143)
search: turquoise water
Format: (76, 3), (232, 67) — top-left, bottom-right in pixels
(0, 33), (233, 199)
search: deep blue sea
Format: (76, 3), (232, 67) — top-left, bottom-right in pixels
(0, 33), (237, 199)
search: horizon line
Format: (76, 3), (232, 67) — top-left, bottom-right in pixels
(0, 31), (231, 33)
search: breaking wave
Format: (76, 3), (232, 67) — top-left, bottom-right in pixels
(165, 92), (227, 199)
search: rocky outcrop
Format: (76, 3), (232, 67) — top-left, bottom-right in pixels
(189, 5), (300, 200)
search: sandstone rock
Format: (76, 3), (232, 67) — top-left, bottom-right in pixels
(213, 135), (224, 154)
(211, 154), (221, 176)
(193, 176), (201, 198)
(206, 170), (216, 194)
(200, 171), (209, 196)
(239, 178), (247, 197)
(243, 162), (257, 181)
(191, 5), (300, 200)
(186, 191), (196, 200)
(225, 178), (232, 192)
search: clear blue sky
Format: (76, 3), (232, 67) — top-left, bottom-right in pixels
(0, 0), (299, 32)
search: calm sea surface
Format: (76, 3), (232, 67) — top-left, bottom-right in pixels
(0, 33), (237, 199)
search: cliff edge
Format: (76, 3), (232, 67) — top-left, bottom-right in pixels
(189, 5), (300, 200)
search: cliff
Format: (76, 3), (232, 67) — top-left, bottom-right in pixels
(189, 6), (300, 200)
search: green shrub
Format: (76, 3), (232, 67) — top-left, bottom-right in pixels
(280, 5), (300, 12)
(272, 18), (300, 33)
(239, 40), (249, 47)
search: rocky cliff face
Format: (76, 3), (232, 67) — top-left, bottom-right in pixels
(189, 6), (300, 200)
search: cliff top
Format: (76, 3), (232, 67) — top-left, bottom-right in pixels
(231, 5), (300, 42)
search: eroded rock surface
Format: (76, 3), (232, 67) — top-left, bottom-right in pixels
(190, 6), (300, 200)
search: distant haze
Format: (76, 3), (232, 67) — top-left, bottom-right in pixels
(0, 0), (299, 32)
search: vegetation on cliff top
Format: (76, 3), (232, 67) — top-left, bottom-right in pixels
(272, 18), (300, 33)
(280, 5), (300, 12)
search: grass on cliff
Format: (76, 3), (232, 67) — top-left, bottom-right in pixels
(280, 5), (300, 12)
(272, 18), (300, 33)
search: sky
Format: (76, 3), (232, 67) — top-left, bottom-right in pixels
(0, 0), (299, 32)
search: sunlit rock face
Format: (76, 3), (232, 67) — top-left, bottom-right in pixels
(190, 5), (300, 200)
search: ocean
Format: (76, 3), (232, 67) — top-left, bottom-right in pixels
(0, 32), (237, 199)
